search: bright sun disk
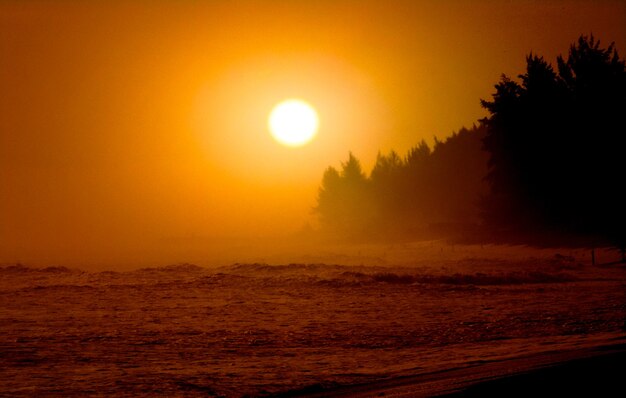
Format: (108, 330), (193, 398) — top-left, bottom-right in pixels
(268, 99), (319, 147)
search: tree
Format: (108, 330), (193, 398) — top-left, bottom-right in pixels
(314, 125), (488, 239)
(481, 35), (626, 250)
(315, 166), (342, 228)
(370, 151), (405, 227)
(314, 153), (371, 234)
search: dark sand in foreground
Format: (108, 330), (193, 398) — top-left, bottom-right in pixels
(288, 342), (626, 397)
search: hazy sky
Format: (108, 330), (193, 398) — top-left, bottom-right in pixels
(1, 1), (624, 267)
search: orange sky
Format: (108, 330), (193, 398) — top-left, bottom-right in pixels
(1, 1), (624, 267)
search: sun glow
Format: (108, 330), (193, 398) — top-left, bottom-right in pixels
(268, 99), (319, 147)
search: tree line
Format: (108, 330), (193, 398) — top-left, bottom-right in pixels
(315, 35), (626, 250)
(314, 125), (488, 239)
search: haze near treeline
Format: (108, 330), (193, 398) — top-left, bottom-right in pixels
(316, 36), (626, 256)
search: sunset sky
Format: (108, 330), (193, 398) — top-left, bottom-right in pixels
(1, 1), (624, 267)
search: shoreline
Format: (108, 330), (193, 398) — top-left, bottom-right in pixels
(283, 339), (626, 397)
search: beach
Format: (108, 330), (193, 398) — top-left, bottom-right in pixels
(289, 340), (626, 397)
(1, 245), (624, 396)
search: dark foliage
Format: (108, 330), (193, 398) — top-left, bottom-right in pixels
(481, 35), (626, 249)
(315, 35), (624, 249)
(315, 152), (371, 234)
(314, 126), (488, 238)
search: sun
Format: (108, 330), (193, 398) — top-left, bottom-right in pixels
(268, 99), (319, 147)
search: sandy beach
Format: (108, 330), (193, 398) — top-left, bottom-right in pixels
(2, 248), (624, 397)
(286, 340), (626, 397)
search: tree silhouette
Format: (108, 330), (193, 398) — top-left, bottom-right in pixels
(314, 152), (372, 234)
(370, 150), (405, 228)
(481, 35), (626, 250)
(315, 166), (342, 228)
(427, 126), (489, 224)
(315, 35), (624, 250)
(314, 126), (488, 239)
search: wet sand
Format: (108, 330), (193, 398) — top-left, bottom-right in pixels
(288, 342), (626, 397)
